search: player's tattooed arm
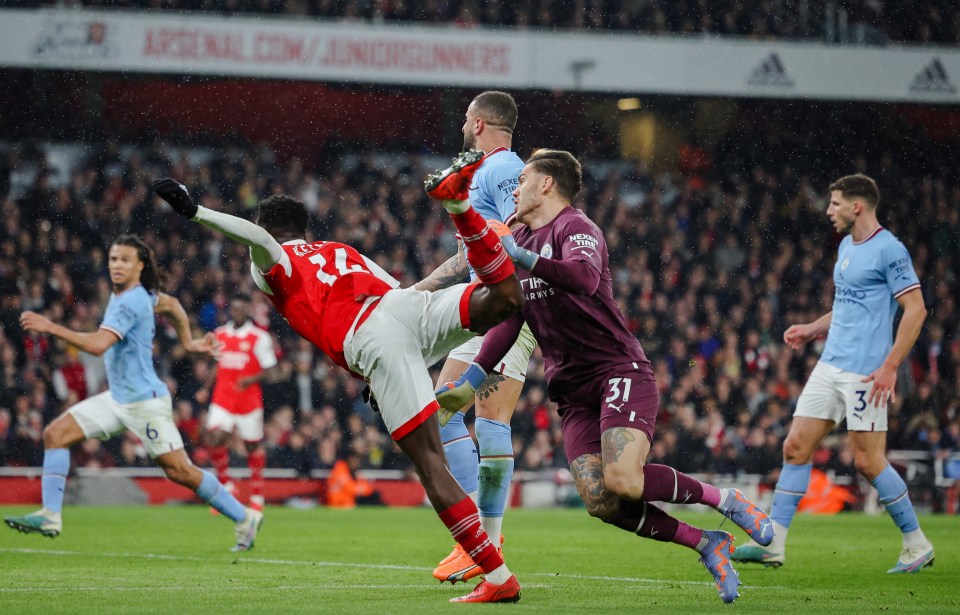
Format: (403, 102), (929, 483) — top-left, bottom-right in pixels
(476, 373), (507, 401)
(570, 454), (619, 520)
(601, 428), (636, 465)
(414, 243), (469, 292)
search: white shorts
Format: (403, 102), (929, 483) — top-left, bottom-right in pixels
(69, 390), (184, 458)
(206, 404), (264, 442)
(447, 322), (536, 382)
(344, 285), (475, 440)
(794, 361), (888, 432)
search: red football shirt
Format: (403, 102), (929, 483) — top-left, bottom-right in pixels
(211, 320), (277, 414)
(253, 240), (399, 373)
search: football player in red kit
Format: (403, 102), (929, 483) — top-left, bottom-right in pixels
(152, 152), (524, 604)
(205, 293), (278, 512)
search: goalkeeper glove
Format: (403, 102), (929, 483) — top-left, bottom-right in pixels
(501, 234), (539, 270)
(151, 178), (198, 219)
(435, 362), (487, 426)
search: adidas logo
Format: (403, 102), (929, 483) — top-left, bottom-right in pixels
(747, 53), (794, 88)
(910, 58), (956, 94)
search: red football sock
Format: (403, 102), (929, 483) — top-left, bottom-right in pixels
(438, 497), (504, 573)
(248, 448), (266, 508)
(210, 446), (230, 485)
(450, 209), (515, 285)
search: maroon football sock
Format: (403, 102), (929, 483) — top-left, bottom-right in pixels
(642, 464), (721, 507)
(606, 499), (704, 550)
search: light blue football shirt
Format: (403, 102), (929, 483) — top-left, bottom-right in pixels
(821, 228), (921, 375)
(464, 148), (524, 280)
(100, 285), (168, 404)
(468, 148), (524, 223)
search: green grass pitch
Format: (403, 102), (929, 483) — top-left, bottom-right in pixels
(1, 505), (956, 614)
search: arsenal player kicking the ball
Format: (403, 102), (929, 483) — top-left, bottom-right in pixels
(151, 151), (523, 604)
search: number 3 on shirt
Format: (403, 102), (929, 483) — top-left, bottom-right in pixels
(308, 248), (364, 286)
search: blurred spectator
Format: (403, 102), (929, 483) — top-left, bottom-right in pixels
(9, 1), (957, 45)
(0, 99), (955, 511)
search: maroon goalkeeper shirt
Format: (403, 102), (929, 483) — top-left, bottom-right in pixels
(476, 206), (654, 406)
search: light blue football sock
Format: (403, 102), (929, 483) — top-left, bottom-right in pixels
(197, 470), (246, 522)
(476, 417), (514, 540)
(872, 464), (920, 533)
(41, 448), (70, 514)
(440, 412), (479, 497)
(770, 462), (812, 528)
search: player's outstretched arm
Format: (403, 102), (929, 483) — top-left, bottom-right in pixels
(151, 178), (283, 273)
(20, 310), (118, 357)
(155, 292), (220, 357)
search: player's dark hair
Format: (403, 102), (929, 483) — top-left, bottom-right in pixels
(111, 234), (167, 293)
(234, 292), (251, 303)
(257, 195), (309, 237)
(526, 149), (583, 202)
(472, 91), (518, 134)
(829, 173), (880, 210)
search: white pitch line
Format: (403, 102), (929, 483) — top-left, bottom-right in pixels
(0, 547), (786, 590)
(0, 584), (556, 593)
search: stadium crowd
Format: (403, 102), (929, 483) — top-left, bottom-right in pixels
(0, 101), (957, 511)
(5, 0), (960, 45)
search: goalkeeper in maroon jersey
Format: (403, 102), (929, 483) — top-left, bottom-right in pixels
(436, 149), (775, 604)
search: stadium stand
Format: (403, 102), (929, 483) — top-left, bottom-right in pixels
(0, 96), (957, 511)
(2, 1), (958, 44)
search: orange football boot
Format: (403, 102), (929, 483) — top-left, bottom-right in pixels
(434, 535), (505, 584)
(450, 575), (521, 603)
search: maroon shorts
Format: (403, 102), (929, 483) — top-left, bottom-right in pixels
(558, 367), (658, 465)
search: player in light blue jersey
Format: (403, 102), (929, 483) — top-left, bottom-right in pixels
(5, 235), (263, 551)
(416, 91), (536, 583)
(733, 174), (934, 573)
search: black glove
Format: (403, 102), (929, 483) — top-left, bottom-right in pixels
(361, 385), (381, 414)
(151, 178), (198, 218)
